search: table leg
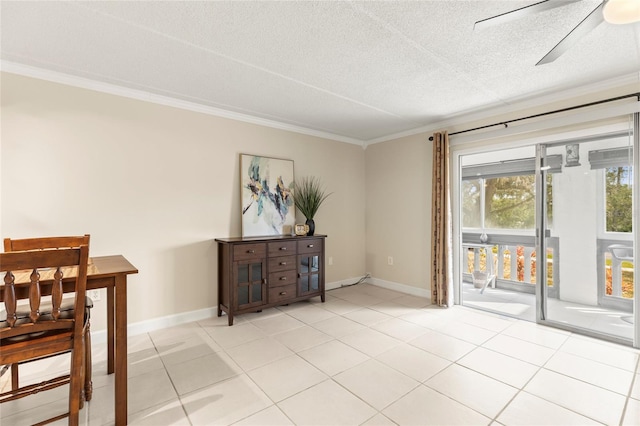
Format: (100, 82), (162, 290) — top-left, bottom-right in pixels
(115, 275), (128, 425)
(107, 283), (115, 375)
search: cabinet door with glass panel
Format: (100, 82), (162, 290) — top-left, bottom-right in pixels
(297, 238), (323, 298)
(233, 259), (267, 309)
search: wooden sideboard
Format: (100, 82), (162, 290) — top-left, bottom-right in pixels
(216, 235), (326, 325)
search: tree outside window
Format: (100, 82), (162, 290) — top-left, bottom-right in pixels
(605, 166), (633, 233)
(462, 174), (552, 230)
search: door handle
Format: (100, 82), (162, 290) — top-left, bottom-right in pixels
(280, 277), (287, 281)
(280, 247), (287, 251)
(279, 291), (287, 296)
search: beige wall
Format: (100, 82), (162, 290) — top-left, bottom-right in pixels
(365, 133), (432, 290)
(0, 72), (366, 332)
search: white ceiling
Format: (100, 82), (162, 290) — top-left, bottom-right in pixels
(1, 1), (639, 144)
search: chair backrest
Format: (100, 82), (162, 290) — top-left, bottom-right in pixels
(1, 245), (90, 341)
(4, 234), (90, 252)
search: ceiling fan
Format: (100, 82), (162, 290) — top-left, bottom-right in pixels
(474, 0), (640, 65)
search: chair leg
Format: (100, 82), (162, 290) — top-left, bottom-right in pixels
(68, 339), (84, 426)
(84, 321), (93, 401)
(11, 364), (18, 390)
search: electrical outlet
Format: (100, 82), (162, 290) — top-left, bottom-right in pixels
(328, 256), (333, 266)
(387, 256), (394, 266)
(87, 289), (101, 302)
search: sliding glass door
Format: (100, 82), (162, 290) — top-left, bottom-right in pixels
(536, 128), (635, 343)
(458, 114), (637, 346)
(460, 146), (542, 321)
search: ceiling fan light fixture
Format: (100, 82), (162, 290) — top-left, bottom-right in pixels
(603, 0), (640, 24)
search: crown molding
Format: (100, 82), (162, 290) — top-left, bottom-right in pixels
(0, 61), (365, 146)
(364, 71), (640, 146)
(4, 61), (637, 149)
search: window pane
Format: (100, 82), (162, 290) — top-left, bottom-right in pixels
(251, 263), (263, 280)
(484, 175), (536, 229)
(238, 265), (249, 283)
(462, 179), (481, 228)
(300, 276), (309, 293)
(251, 283), (262, 303)
(605, 166), (633, 233)
(238, 286), (249, 305)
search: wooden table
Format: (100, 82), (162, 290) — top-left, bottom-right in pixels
(5, 255), (138, 425)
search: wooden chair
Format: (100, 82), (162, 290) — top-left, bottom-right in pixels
(2, 235), (93, 402)
(4, 235), (90, 253)
(0, 245), (90, 425)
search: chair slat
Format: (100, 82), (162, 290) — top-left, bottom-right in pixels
(52, 267), (63, 320)
(3, 271), (17, 327)
(28, 269), (41, 323)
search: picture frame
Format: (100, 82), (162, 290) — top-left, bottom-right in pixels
(295, 223), (309, 236)
(240, 154), (295, 237)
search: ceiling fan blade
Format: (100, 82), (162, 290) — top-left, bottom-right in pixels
(474, 0), (581, 30)
(536, 2), (605, 65)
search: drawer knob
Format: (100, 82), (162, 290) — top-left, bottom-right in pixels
(280, 247), (287, 251)
(280, 262), (287, 266)
(280, 277), (287, 281)
(247, 249), (255, 254)
(307, 244), (314, 248)
(279, 291), (287, 296)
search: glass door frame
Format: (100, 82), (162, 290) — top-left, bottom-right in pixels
(535, 113), (639, 347)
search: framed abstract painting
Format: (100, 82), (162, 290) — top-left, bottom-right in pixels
(240, 154), (295, 237)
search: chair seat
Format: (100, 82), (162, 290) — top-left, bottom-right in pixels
(0, 297), (93, 341)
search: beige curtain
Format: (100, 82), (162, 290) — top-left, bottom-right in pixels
(430, 132), (453, 307)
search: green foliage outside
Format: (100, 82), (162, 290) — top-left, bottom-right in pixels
(606, 166), (633, 233)
(462, 174), (552, 229)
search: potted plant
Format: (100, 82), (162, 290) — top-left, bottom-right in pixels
(293, 176), (332, 236)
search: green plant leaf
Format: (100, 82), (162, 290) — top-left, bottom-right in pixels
(293, 176), (332, 220)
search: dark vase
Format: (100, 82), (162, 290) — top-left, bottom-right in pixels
(305, 218), (315, 236)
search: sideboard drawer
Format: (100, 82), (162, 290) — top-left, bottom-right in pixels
(269, 255), (296, 272)
(233, 243), (266, 261)
(269, 283), (297, 304)
(269, 269), (297, 287)
(268, 241), (296, 256)
(298, 239), (322, 254)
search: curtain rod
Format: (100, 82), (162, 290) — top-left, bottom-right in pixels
(428, 92), (640, 141)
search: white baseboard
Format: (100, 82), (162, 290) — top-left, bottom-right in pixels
(90, 307), (217, 344)
(367, 277), (432, 299)
(91, 276), (430, 343)
(326, 276), (367, 290)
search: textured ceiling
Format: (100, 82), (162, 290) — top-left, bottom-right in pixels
(1, 1), (639, 144)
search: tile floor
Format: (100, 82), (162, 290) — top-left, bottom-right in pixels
(2, 283), (640, 425)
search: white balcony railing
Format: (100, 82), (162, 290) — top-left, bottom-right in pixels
(462, 233), (559, 298)
(464, 234), (635, 310)
(598, 239), (634, 312)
